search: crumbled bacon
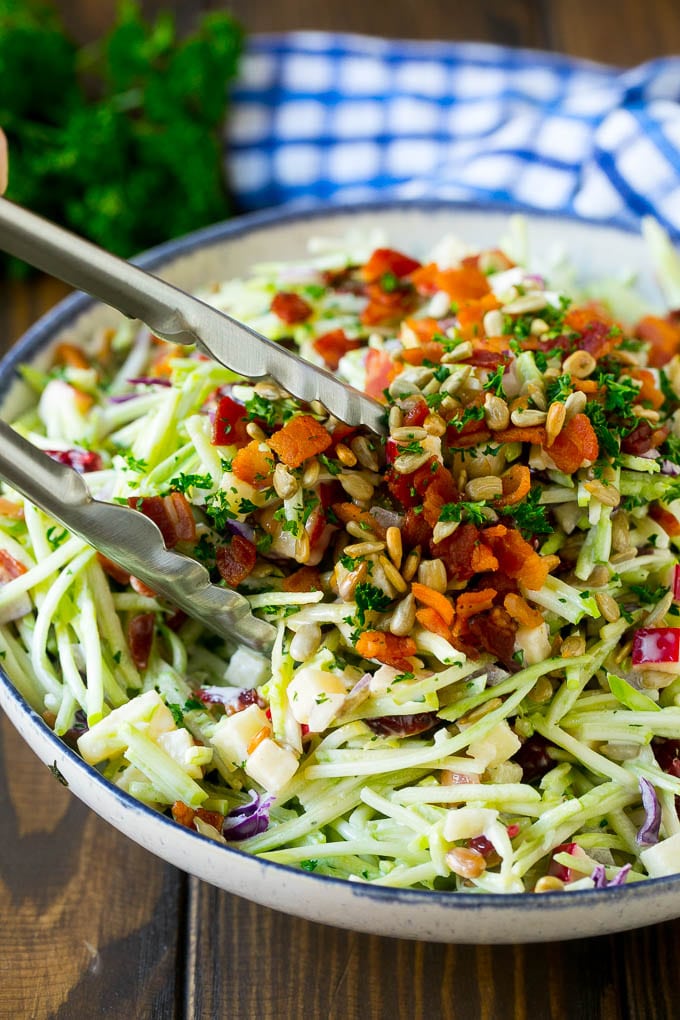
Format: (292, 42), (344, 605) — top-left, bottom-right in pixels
(271, 291), (313, 324)
(216, 534), (257, 587)
(127, 492), (196, 547)
(212, 394), (250, 447)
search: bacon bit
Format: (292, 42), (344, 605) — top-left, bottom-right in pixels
(283, 565), (322, 592)
(470, 542), (499, 574)
(432, 522), (480, 582)
(247, 725), (271, 755)
(328, 424), (358, 451)
(361, 285), (418, 327)
(504, 592), (543, 628)
(312, 328), (363, 370)
(363, 347), (401, 400)
(362, 248), (422, 282)
(403, 316), (441, 344)
(212, 394), (250, 447)
(402, 508), (433, 549)
(195, 808), (226, 830)
(128, 492), (196, 547)
(621, 419), (669, 455)
(96, 553), (131, 586)
(411, 581), (454, 626)
(0, 549), (27, 581)
(565, 306), (617, 360)
(232, 440), (275, 489)
(457, 293), (503, 341)
(412, 264), (490, 304)
(416, 606), (453, 641)
(650, 504), (680, 537)
(355, 630), (417, 670)
(388, 458), (452, 512)
(172, 801), (196, 828)
(130, 576), (158, 598)
(635, 314), (680, 367)
(483, 524), (550, 591)
(45, 448), (102, 473)
(467, 605), (517, 666)
(268, 414), (332, 468)
(447, 427), (493, 450)
(496, 464), (531, 509)
(547, 413), (599, 473)
(332, 502), (387, 539)
(216, 534), (257, 587)
(630, 369), (664, 410)
(494, 425), (547, 446)
(469, 350), (510, 372)
(422, 464), (458, 526)
(271, 291), (313, 324)
(127, 612), (155, 670)
(365, 712), (437, 737)
(55, 342), (90, 370)
(0, 497), (23, 520)
(454, 588), (497, 630)
(400, 341), (445, 366)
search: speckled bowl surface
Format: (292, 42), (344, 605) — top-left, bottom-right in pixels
(2, 201), (679, 943)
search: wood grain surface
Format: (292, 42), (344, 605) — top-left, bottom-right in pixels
(2, 2), (680, 1018)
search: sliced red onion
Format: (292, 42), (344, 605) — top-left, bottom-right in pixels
(523, 273), (545, 289)
(637, 777), (661, 846)
(127, 376), (172, 387)
(640, 449), (660, 459)
(223, 791), (273, 840)
(109, 392), (143, 404)
(226, 519), (256, 543)
(661, 460), (680, 476)
(370, 506), (404, 530)
(591, 863), (632, 888)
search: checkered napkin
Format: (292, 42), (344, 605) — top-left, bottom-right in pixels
(226, 32), (680, 235)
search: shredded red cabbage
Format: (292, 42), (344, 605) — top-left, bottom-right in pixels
(637, 777), (661, 846)
(222, 791), (272, 840)
(591, 863), (632, 888)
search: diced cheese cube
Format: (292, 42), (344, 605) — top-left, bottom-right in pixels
(287, 667), (346, 732)
(225, 646), (271, 688)
(78, 690), (173, 765)
(211, 704), (270, 769)
(245, 737), (299, 794)
(467, 721), (521, 769)
(640, 832), (680, 878)
(157, 728), (203, 779)
(515, 623), (551, 666)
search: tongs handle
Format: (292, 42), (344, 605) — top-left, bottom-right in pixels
(0, 420), (276, 653)
(0, 197), (387, 434)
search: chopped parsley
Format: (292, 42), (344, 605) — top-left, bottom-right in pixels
(546, 374), (573, 404)
(439, 501), (488, 526)
(169, 472), (213, 493)
(205, 491), (237, 529)
(502, 489), (551, 537)
(318, 453), (341, 476)
(628, 583), (669, 605)
(449, 405), (485, 432)
(167, 703), (184, 726)
(245, 393), (278, 427)
(483, 365), (505, 397)
(354, 582), (392, 626)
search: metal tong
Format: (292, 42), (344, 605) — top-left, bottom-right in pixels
(0, 198), (387, 652)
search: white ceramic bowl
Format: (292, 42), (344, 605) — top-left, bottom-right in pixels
(2, 202), (680, 943)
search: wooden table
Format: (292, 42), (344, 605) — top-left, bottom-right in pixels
(2, 2), (680, 1016)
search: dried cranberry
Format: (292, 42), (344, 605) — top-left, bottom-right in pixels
(513, 734), (556, 783)
(468, 835), (495, 857)
(365, 712), (437, 738)
(652, 738), (680, 776)
(45, 448), (102, 473)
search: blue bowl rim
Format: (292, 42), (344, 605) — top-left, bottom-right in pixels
(1, 196), (678, 916)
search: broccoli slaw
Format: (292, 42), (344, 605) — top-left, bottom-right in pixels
(3, 216), (680, 894)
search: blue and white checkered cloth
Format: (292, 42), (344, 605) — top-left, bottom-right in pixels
(226, 32), (680, 235)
